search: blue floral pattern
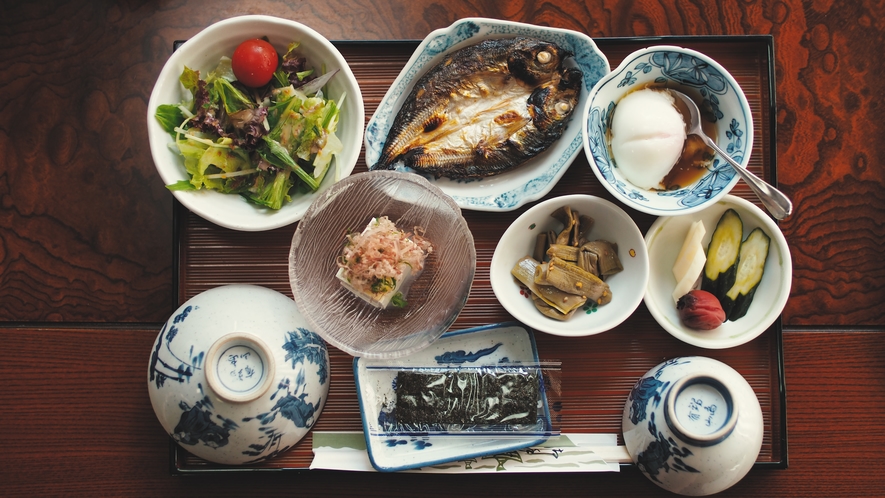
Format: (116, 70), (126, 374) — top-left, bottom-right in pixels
(627, 358), (699, 483)
(364, 18), (610, 211)
(149, 305), (203, 389)
(283, 327), (328, 385)
(434, 343), (502, 364)
(628, 358), (689, 423)
(636, 412), (700, 482)
(239, 328), (328, 463)
(383, 437), (433, 450)
(585, 49), (748, 213)
(171, 389), (238, 449)
(151, 305), (329, 463)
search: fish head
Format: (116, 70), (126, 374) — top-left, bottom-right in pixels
(528, 67), (584, 133)
(507, 38), (573, 85)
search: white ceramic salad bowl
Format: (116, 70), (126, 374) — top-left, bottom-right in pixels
(364, 17), (610, 212)
(146, 15), (364, 231)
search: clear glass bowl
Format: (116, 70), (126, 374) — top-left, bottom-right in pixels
(289, 171), (476, 358)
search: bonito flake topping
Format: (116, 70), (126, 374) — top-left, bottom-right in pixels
(336, 216), (433, 308)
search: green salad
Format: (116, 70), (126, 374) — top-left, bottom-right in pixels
(154, 42), (344, 210)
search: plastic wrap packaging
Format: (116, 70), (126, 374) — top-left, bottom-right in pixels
(364, 362), (562, 438)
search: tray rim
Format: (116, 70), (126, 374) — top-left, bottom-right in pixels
(169, 33), (786, 475)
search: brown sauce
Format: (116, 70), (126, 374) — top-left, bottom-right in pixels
(660, 133), (714, 190)
(662, 90), (717, 190)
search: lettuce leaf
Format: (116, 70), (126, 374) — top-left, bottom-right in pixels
(160, 46), (343, 209)
(213, 78), (253, 114)
(155, 104), (184, 135)
(245, 169), (292, 210)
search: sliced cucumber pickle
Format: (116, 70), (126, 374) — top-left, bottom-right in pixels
(701, 209), (743, 302)
(722, 227), (771, 320)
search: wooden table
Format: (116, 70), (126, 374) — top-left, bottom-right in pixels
(2, 1), (883, 496)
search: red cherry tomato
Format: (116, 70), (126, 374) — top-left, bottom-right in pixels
(231, 39), (278, 87)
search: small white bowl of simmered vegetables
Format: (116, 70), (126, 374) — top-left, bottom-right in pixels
(644, 195), (792, 349)
(490, 194), (650, 337)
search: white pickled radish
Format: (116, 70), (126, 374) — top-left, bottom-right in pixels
(672, 244), (707, 304)
(672, 220), (707, 304)
(672, 220), (706, 283)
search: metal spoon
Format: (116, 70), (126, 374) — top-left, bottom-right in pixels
(670, 90), (793, 220)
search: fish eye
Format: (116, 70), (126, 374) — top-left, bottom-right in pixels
(537, 51), (552, 64)
(555, 102), (572, 114)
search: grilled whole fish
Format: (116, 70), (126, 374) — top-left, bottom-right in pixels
(371, 37), (583, 179)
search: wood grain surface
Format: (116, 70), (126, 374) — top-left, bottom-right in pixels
(1, 0), (883, 496)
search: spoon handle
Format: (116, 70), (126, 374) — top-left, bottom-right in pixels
(699, 135), (793, 220)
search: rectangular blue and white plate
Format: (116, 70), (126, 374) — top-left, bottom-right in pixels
(353, 322), (553, 472)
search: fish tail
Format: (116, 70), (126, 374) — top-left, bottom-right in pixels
(370, 157), (395, 170)
(371, 148), (402, 170)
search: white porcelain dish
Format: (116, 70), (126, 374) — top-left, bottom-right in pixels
(583, 45), (752, 217)
(364, 17), (610, 212)
(644, 195), (791, 349)
(490, 194), (650, 337)
(354, 322), (550, 472)
(146, 15), (364, 231)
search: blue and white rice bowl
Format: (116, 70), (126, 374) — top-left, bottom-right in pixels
(622, 356), (763, 495)
(582, 46), (752, 217)
(147, 284), (330, 465)
(365, 17), (610, 212)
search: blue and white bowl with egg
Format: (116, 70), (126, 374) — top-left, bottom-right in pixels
(582, 46), (752, 217)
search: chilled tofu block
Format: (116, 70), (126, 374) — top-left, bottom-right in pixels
(336, 263), (415, 309)
(336, 216), (432, 309)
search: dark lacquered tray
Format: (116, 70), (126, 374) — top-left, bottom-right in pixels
(170, 35), (785, 474)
